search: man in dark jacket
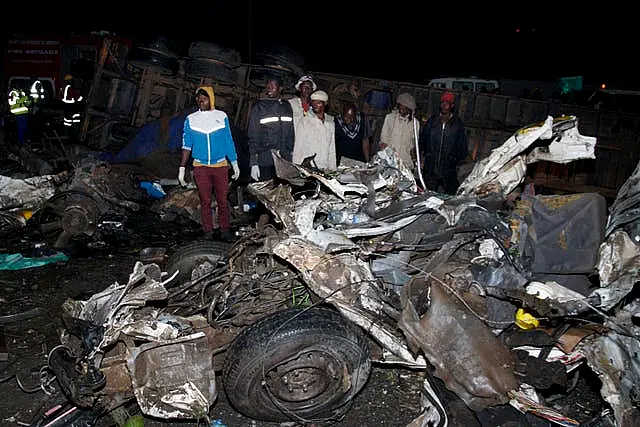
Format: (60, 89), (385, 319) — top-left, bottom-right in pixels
(247, 76), (295, 181)
(419, 91), (469, 194)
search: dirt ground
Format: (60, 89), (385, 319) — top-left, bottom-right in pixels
(0, 214), (608, 427)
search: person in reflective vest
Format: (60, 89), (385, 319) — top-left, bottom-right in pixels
(60, 74), (84, 139)
(29, 78), (45, 104)
(28, 77), (47, 139)
(247, 76), (295, 181)
(8, 88), (31, 143)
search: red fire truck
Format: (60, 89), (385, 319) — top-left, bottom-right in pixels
(2, 32), (132, 109)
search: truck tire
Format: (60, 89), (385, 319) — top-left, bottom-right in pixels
(255, 45), (306, 77)
(222, 306), (371, 423)
(134, 36), (180, 58)
(128, 47), (179, 76)
(164, 240), (231, 287)
(187, 42), (241, 66)
(249, 66), (296, 91)
(184, 59), (238, 84)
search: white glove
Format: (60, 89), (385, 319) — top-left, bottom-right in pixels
(231, 161), (240, 180)
(178, 166), (187, 186)
(250, 165), (260, 181)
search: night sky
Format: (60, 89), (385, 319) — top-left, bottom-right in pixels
(2, 3), (637, 90)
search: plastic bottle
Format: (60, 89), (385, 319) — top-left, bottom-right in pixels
(243, 201), (257, 212)
(328, 209), (350, 224)
(351, 212), (370, 224)
(329, 209), (369, 225)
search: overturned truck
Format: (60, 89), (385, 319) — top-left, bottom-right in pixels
(45, 116), (640, 426)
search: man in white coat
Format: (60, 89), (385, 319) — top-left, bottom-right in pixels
(379, 92), (419, 171)
(292, 90), (336, 170)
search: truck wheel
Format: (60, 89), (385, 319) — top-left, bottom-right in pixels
(165, 240), (230, 287)
(37, 190), (100, 250)
(222, 305), (371, 423)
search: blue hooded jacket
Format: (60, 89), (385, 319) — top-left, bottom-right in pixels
(182, 86), (237, 166)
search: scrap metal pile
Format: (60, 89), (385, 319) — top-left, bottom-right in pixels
(50, 116), (640, 426)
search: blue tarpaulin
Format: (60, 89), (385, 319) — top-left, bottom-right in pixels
(101, 109), (192, 163)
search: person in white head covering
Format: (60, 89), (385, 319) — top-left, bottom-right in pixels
(379, 92), (420, 171)
(288, 74), (317, 127)
(292, 90), (337, 170)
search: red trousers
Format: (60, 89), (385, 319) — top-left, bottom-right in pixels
(193, 166), (230, 232)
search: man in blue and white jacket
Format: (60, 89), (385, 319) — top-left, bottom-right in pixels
(178, 85), (239, 241)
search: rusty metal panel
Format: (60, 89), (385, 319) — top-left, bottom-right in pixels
(547, 100), (565, 117)
(598, 111), (623, 138)
(457, 91), (475, 122)
(520, 99), (548, 123)
(472, 93), (491, 122)
(505, 99), (525, 127)
(573, 108), (599, 136)
(488, 97), (508, 124)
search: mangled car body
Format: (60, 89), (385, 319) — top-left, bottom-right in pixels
(47, 115), (640, 426)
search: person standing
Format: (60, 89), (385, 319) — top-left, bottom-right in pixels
(247, 76), (295, 181)
(59, 74), (84, 141)
(28, 76), (46, 141)
(288, 74), (317, 127)
(334, 102), (371, 164)
(29, 77), (46, 104)
(292, 90), (336, 170)
(419, 91), (469, 195)
(178, 86), (240, 242)
(379, 92), (420, 171)
(7, 86), (31, 144)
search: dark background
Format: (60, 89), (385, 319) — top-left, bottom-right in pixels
(2, 2), (637, 90)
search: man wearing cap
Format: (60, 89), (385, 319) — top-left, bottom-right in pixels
(289, 74), (317, 128)
(247, 76), (295, 181)
(419, 91), (469, 194)
(292, 90), (336, 170)
(379, 92), (420, 170)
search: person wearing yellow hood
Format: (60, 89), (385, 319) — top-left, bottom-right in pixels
(179, 86), (240, 241)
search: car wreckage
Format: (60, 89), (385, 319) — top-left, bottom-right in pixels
(41, 115), (640, 426)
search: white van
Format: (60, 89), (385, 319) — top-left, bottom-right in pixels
(428, 77), (499, 93)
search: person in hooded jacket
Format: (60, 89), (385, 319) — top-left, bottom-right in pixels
(178, 86), (240, 241)
(247, 76), (295, 181)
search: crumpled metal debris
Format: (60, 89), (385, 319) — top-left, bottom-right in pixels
(61, 262), (217, 419)
(49, 115), (640, 426)
(458, 116), (596, 198)
(0, 171), (68, 211)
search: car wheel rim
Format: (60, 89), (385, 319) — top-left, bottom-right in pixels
(264, 349), (344, 403)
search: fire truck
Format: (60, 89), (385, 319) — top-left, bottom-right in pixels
(2, 31), (132, 114)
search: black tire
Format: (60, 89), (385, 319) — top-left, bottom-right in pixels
(134, 36), (181, 58)
(184, 58), (238, 84)
(128, 47), (179, 76)
(222, 305), (371, 423)
(255, 45), (306, 77)
(165, 240), (231, 286)
(249, 66), (297, 91)
(188, 41), (241, 66)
